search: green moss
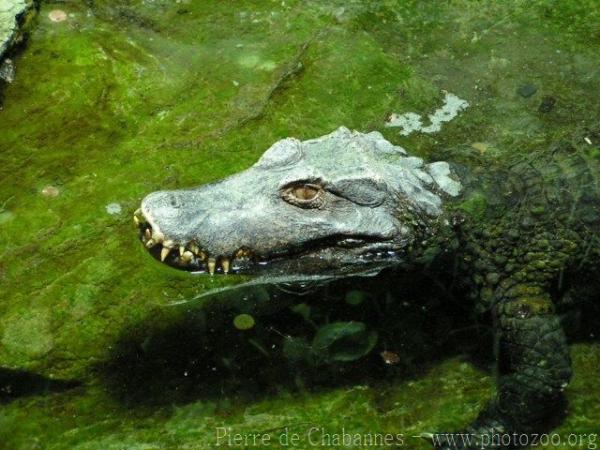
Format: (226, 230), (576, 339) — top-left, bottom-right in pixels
(1, 344), (598, 448)
(1, 306), (53, 359)
(0, 357), (492, 449)
(586, 146), (600, 162)
(457, 192), (488, 220)
(0, 0), (599, 446)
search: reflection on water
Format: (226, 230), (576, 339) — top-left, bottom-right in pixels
(100, 268), (491, 407)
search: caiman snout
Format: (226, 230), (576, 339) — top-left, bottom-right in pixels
(135, 127), (462, 277)
(133, 205), (248, 275)
(135, 186), (258, 275)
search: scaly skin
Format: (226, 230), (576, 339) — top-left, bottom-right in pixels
(138, 126), (600, 449)
(432, 129), (600, 448)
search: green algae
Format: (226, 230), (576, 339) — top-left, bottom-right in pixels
(0, 344), (597, 449)
(0, 0), (599, 447)
(457, 192), (488, 221)
(233, 313), (255, 331)
(311, 321), (378, 363)
(0, 0), (417, 379)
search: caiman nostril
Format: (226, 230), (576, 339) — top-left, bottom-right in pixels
(168, 194), (183, 208)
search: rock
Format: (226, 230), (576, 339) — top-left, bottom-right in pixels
(48, 9), (67, 23)
(0, 0), (36, 94)
(485, 272), (500, 285)
(471, 142), (490, 154)
(40, 185), (60, 198)
(332, 7), (346, 23)
(386, 91), (469, 136)
(105, 202), (122, 215)
(0, 0), (36, 60)
(0, 56), (13, 82)
(380, 350), (400, 365)
(516, 83), (537, 98)
(311, 321), (378, 363)
(538, 95), (556, 113)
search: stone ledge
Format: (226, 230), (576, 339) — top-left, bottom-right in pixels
(0, 0), (35, 68)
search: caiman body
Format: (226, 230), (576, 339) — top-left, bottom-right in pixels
(136, 126), (600, 449)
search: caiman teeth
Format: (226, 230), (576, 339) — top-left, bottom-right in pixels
(221, 257), (230, 274)
(161, 247), (171, 262)
(189, 243), (200, 255)
(207, 257), (216, 275)
(141, 232), (253, 274)
(235, 247), (252, 259)
(181, 251), (193, 264)
(160, 241), (174, 262)
(133, 208), (144, 225)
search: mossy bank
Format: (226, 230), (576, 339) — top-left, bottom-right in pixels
(0, 0), (599, 448)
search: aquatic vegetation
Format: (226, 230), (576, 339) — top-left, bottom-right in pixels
(139, 110), (600, 444)
(345, 290), (367, 306)
(312, 322), (378, 364)
(0, 0), (599, 447)
(233, 313), (256, 331)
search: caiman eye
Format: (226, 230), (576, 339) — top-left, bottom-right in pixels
(281, 183), (324, 208)
(292, 185), (319, 200)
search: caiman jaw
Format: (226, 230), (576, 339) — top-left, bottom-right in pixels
(134, 128), (462, 277)
(133, 207), (399, 276)
(133, 208), (252, 275)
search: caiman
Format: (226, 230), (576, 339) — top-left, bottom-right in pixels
(135, 126), (600, 449)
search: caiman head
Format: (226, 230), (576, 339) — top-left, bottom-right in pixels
(135, 127), (461, 277)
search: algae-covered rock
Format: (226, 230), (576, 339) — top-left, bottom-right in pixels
(312, 322), (378, 363)
(0, 0), (598, 444)
(0, 0), (35, 62)
(0, 56), (14, 82)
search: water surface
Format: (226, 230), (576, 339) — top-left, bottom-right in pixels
(1, 1), (599, 448)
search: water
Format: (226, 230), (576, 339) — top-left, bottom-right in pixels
(1, 1), (599, 448)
